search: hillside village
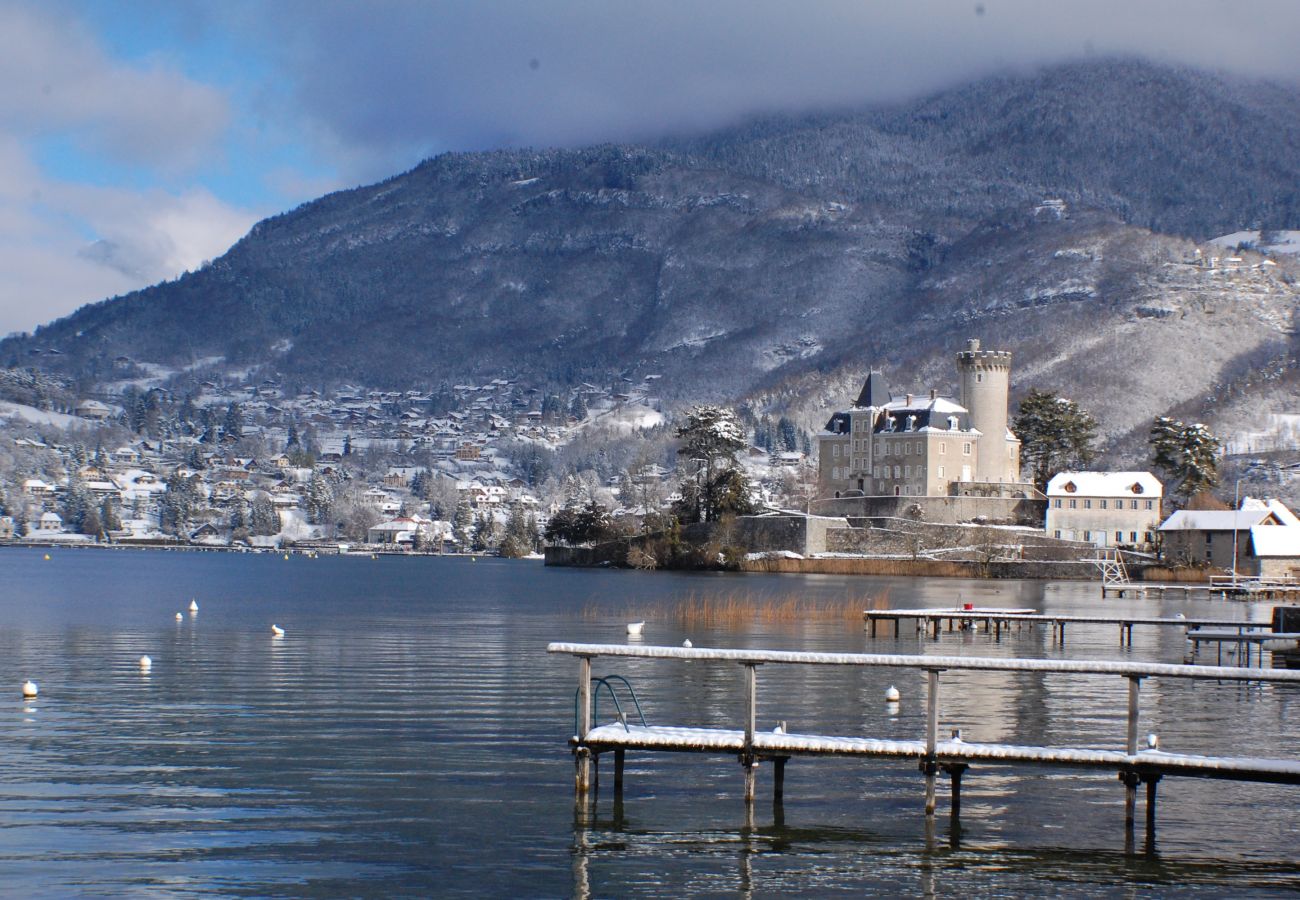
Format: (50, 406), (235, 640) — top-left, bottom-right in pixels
(3, 329), (1300, 578)
(0, 372), (673, 551)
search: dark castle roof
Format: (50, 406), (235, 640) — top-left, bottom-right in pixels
(853, 371), (889, 408)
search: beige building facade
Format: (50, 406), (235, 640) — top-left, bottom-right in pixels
(1045, 472), (1162, 549)
(817, 340), (1024, 499)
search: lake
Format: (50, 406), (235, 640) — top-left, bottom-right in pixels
(0, 547), (1296, 897)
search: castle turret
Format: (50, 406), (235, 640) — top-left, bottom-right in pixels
(956, 339), (1015, 483)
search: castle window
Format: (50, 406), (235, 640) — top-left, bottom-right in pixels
(962, 442), (972, 455)
(1144, 500), (1152, 510)
(1099, 499), (1107, 510)
(939, 442), (946, 454)
(1115, 531), (1124, 543)
(833, 445), (840, 458)
(893, 465), (900, 479)
(904, 465), (911, 478)
(1069, 499), (1077, 509)
(1130, 531), (1138, 543)
(1053, 498), (1061, 507)
(1084, 499), (1091, 509)
(938, 466), (945, 478)
(977, 373), (983, 383)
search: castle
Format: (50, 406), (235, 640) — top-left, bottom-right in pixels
(817, 339), (1026, 500)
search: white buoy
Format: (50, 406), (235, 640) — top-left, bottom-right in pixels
(682, 638), (693, 648)
(139, 655), (152, 672)
(189, 600), (199, 613)
(22, 680), (38, 698)
(1147, 733), (1160, 750)
(626, 621), (645, 636)
(271, 624), (285, 637)
(885, 685), (901, 702)
(175, 612), (183, 621)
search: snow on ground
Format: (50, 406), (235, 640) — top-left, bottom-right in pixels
(1224, 413), (1300, 454)
(0, 401), (84, 428)
(1211, 230), (1300, 256)
(584, 401), (664, 434)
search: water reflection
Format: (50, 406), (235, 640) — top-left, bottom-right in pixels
(0, 549), (1295, 895)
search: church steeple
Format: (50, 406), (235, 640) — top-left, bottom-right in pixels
(854, 370), (889, 408)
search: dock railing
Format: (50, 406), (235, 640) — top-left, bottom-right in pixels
(549, 642), (1300, 831)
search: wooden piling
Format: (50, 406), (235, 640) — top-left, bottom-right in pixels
(742, 663), (758, 803)
(614, 748), (625, 795)
(925, 668), (940, 816)
(773, 757), (787, 802)
(576, 656), (592, 795)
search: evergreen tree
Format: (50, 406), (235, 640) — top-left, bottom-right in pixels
(160, 471), (196, 534)
(61, 477), (91, 532)
(286, 422), (300, 449)
(250, 494), (280, 536)
(1012, 389), (1099, 489)
(471, 512), (498, 552)
(222, 402), (244, 441)
(452, 501), (475, 549)
(674, 405), (752, 523)
(306, 476), (335, 524)
(777, 416), (797, 452)
(569, 393), (588, 420)
(1149, 417), (1221, 501)
(99, 499), (121, 533)
(229, 501), (247, 531)
(343, 433), (353, 456)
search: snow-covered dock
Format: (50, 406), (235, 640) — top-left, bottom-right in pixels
(549, 643), (1300, 831)
(863, 607), (1270, 645)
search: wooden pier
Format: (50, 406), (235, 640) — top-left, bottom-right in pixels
(1186, 630), (1300, 667)
(550, 643), (1300, 834)
(863, 607), (1271, 646)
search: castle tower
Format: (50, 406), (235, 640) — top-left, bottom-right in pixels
(956, 338), (1014, 483)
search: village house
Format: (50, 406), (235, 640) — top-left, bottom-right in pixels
(366, 514), (440, 546)
(818, 340), (1026, 500)
(1045, 472), (1163, 549)
(1160, 498), (1300, 578)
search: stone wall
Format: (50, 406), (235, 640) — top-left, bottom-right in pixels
(824, 518), (1094, 562)
(814, 494), (1045, 526)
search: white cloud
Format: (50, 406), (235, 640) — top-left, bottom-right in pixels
(0, 136), (257, 334)
(236, 0), (1300, 169)
(0, 3), (254, 334)
(0, 2), (230, 171)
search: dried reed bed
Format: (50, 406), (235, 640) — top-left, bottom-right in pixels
(585, 588), (890, 629)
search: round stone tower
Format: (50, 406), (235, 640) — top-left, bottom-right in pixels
(956, 338), (1014, 483)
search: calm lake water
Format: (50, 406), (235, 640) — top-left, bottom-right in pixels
(0, 547), (1297, 897)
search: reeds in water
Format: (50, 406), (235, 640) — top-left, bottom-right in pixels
(585, 587), (890, 629)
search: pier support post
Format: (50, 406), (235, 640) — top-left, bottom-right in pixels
(944, 763), (968, 819)
(1143, 773), (1161, 835)
(773, 757), (787, 803)
(924, 668), (941, 816)
(741, 663), (759, 804)
(576, 656), (593, 796)
(614, 748), (625, 796)
(1125, 676), (1141, 758)
(1121, 771), (1140, 828)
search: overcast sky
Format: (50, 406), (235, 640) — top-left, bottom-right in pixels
(2, 0), (1298, 335)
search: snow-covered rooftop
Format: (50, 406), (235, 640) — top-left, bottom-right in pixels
(1046, 471), (1162, 497)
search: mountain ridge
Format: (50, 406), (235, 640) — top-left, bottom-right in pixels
(5, 57), (1300, 471)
